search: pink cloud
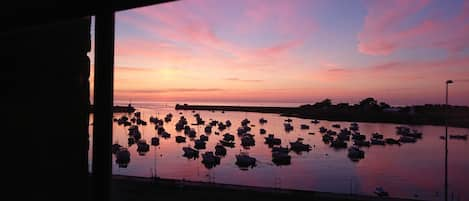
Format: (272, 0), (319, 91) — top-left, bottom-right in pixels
(237, 0), (316, 38)
(117, 2), (311, 70)
(358, 0), (469, 55)
(255, 39), (303, 58)
(316, 55), (469, 84)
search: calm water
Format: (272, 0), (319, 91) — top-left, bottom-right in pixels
(89, 102), (469, 201)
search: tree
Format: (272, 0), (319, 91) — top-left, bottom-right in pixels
(379, 102), (391, 109)
(359, 97), (378, 107)
(314, 99), (332, 107)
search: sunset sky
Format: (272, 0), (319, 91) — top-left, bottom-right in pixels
(90, 0), (469, 106)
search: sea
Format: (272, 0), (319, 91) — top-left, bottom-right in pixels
(88, 101), (469, 201)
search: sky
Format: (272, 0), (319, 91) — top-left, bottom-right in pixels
(90, 0), (469, 106)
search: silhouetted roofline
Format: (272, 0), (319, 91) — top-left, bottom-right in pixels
(1, 0), (176, 32)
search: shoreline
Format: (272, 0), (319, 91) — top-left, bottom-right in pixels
(175, 104), (469, 128)
(110, 175), (421, 201)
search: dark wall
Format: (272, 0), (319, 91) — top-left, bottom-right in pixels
(1, 18), (91, 201)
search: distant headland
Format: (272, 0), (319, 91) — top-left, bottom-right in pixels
(89, 104), (136, 113)
(175, 98), (469, 128)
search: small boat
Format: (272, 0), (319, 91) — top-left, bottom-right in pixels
(385, 138), (400, 145)
(371, 138), (385, 145)
(319, 127), (327, 133)
(308, 132), (315, 135)
(225, 120), (232, 127)
(259, 128), (266, 134)
(399, 136), (416, 143)
(272, 151), (291, 166)
(322, 134), (333, 143)
(289, 139), (311, 152)
(218, 123), (227, 130)
(204, 125), (212, 133)
(449, 134), (468, 140)
(215, 144), (227, 156)
(241, 118), (250, 126)
(188, 129), (197, 138)
(235, 152), (256, 168)
(151, 137), (160, 146)
(161, 131), (171, 139)
(157, 127), (165, 135)
(200, 135), (209, 142)
(352, 134), (366, 141)
(128, 137), (135, 146)
(300, 124), (310, 129)
(219, 140), (235, 148)
(112, 143), (122, 154)
(259, 118), (268, 124)
(241, 135), (255, 147)
(201, 151), (221, 169)
(350, 122), (359, 131)
(264, 134), (281, 145)
(348, 146), (365, 161)
(136, 139), (150, 155)
(115, 147), (131, 168)
(311, 119), (320, 124)
(284, 123), (294, 132)
(272, 146), (289, 154)
(223, 133), (235, 141)
(175, 136), (186, 143)
(330, 139), (347, 149)
(182, 147), (199, 159)
(194, 139), (206, 149)
(332, 124), (340, 128)
(374, 186), (389, 197)
(353, 140), (370, 147)
(372, 132), (383, 139)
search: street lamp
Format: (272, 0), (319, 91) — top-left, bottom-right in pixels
(444, 80), (453, 201)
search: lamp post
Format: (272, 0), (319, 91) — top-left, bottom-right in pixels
(444, 80), (453, 201)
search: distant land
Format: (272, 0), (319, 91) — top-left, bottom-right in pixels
(89, 104), (136, 113)
(175, 97), (469, 128)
